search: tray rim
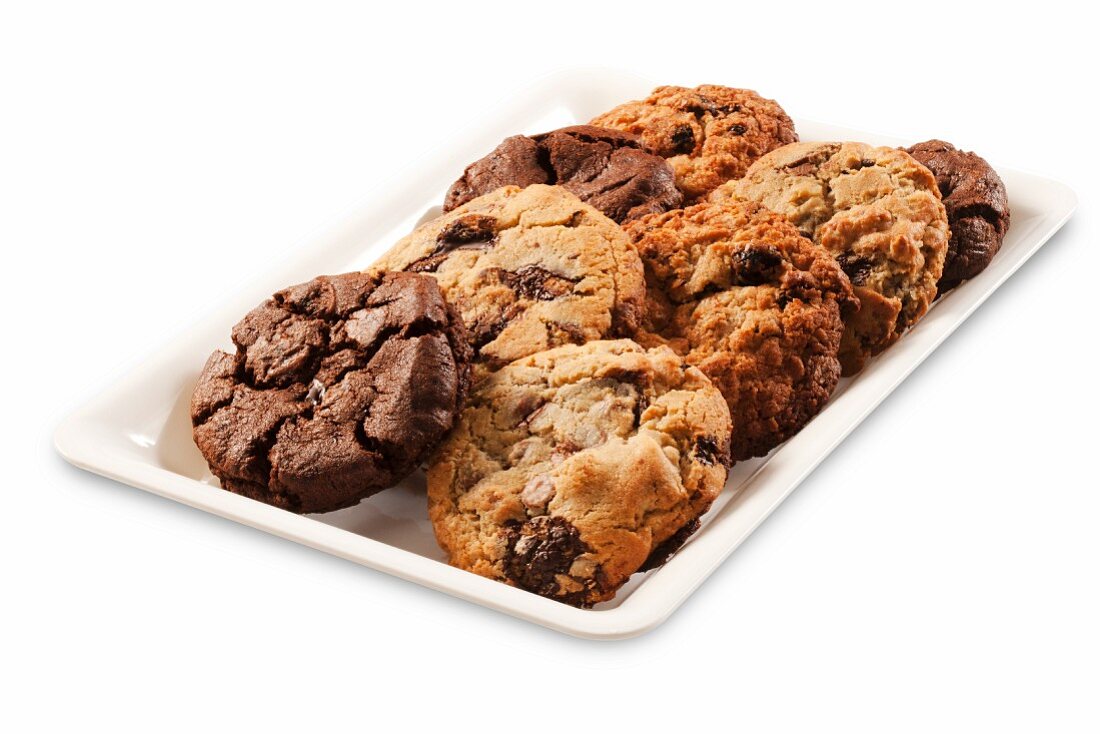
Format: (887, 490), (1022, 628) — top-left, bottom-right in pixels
(53, 69), (1079, 639)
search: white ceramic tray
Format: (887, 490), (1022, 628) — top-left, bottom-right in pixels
(54, 70), (1077, 639)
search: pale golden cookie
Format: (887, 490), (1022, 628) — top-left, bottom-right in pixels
(427, 339), (731, 607)
(371, 185), (646, 374)
(712, 141), (949, 374)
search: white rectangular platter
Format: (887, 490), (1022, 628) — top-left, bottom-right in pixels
(54, 70), (1077, 639)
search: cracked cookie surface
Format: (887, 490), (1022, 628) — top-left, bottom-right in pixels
(372, 184), (646, 373)
(591, 85), (797, 202)
(712, 141), (949, 375)
(905, 139), (1010, 294)
(191, 271), (471, 514)
(625, 200), (855, 461)
(427, 339), (731, 607)
(444, 125), (682, 223)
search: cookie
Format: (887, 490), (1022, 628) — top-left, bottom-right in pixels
(372, 184), (646, 372)
(713, 141), (949, 375)
(427, 339), (732, 607)
(443, 125), (683, 223)
(625, 201), (855, 461)
(590, 85), (798, 202)
(905, 139), (1010, 293)
(191, 271), (471, 514)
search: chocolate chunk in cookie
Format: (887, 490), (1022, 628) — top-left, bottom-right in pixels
(444, 125), (683, 223)
(372, 184), (646, 375)
(591, 85), (798, 202)
(428, 340), (731, 607)
(626, 200), (855, 460)
(905, 139), (1010, 294)
(191, 271), (471, 514)
(714, 141), (950, 375)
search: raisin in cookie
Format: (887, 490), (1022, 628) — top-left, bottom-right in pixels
(712, 141), (949, 375)
(372, 184), (646, 372)
(427, 339), (731, 607)
(444, 125), (682, 223)
(191, 272), (471, 514)
(905, 139), (1010, 294)
(591, 85), (798, 202)
(625, 201), (855, 461)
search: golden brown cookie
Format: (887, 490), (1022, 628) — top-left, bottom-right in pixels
(712, 142), (949, 374)
(625, 201), (855, 461)
(371, 185), (646, 374)
(591, 85), (798, 202)
(427, 339), (732, 607)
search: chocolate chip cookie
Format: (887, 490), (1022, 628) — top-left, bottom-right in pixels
(191, 272), (471, 514)
(625, 200), (855, 461)
(591, 85), (798, 202)
(905, 140), (1010, 294)
(427, 339), (732, 607)
(372, 184), (646, 372)
(443, 125), (682, 223)
(713, 142), (949, 375)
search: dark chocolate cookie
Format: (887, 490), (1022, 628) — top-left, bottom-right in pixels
(191, 271), (471, 514)
(443, 125), (682, 223)
(905, 140), (1010, 293)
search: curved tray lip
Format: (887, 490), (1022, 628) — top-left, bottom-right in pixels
(54, 68), (1078, 640)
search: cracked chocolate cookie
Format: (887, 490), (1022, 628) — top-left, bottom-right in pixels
(372, 184), (646, 373)
(625, 200), (855, 461)
(443, 125), (682, 223)
(905, 140), (1010, 294)
(591, 85), (798, 202)
(427, 339), (731, 607)
(191, 271), (471, 514)
(712, 141), (949, 375)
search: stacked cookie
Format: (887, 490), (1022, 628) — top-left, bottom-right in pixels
(190, 84), (1011, 607)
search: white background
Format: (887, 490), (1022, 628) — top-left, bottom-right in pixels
(3, 1), (1097, 731)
